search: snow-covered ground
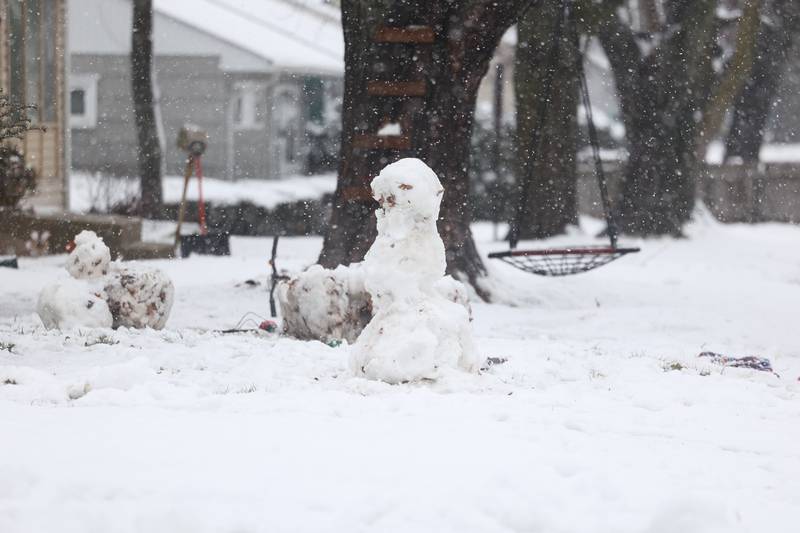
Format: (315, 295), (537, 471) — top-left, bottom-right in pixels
(68, 142), (800, 216)
(705, 141), (800, 165)
(69, 171), (336, 214)
(1, 214), (799, 533)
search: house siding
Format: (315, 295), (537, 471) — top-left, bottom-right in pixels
(71, 54), (231, 178)
(71, 53), (342, 181)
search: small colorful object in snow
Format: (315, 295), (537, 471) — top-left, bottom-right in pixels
(259, 320), (278, 333)
(698, 351), (778, 376)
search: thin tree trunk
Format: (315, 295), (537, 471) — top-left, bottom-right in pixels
(725, 0), (800, 163)
(319, 0), (532, 299)
(514, 1), (578, 239)
(695, 0), (762, 158)
(131, 0), (163, 219)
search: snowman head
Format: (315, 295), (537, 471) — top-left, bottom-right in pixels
(370, 158), (444, 223)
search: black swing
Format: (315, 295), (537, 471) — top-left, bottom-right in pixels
(489, 0), (639, 277)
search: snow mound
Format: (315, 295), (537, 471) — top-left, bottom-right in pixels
(36, 277), (112, 330)
(351, 158), (479, 383)
(105, 265), (174, 330)
(37, 231), (174, 330)
(279, 264), (371, 344)
(66, 230), (111, 279)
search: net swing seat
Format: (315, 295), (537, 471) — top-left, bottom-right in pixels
(488, 245), (640, 277)
(490, 0), (639, 277)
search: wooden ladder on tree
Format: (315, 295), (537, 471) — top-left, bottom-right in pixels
(344, 24), (435, 202)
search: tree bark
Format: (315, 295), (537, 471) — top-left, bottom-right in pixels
(595, 0), (718, 236)
(131, 0), (163, 219)
(725, 0), (800, 163)
(319, 0), (534, 299)
(695, 0), (762, 158)
(514, 1), (578, 239)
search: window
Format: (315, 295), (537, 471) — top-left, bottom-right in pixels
(232, 82), (266, 130)
(6, 0), (59, 123)
(69, 74), (98, 129)
(70, 89), (85, 115)
(273, 85), (301, 164)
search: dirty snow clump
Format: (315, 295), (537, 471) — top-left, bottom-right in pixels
(350, 158), (478, 383)
(279, 263), (371, 344)
(37, 277), (113, 329)
(104, 265), (174, 329)
(66, 230), (111, 279)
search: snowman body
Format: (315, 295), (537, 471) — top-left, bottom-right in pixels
(351, 159), (478, 383)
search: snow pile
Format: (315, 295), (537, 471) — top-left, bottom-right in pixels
(36, 277), (113, 329)
(65, 230), (111, 279)
(279, 264), (371, 344)
(36, 231), (173, 330)
(350, 158), (478, 383)
(278, 264), (472, 345)
(105, 266), (174, 329)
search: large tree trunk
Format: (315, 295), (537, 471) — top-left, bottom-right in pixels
(319, 0), (532, 299)
(131, 0), (163, 219)
(725, 0), (800, 163)
(596, 1), (717, 236)
(513, 1), (578, 239)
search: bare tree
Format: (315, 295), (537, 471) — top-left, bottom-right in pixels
(131, 0), (163, 218)
(318, 0), (535, 299)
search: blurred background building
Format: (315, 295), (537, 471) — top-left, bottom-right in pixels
(68, 0), (343, 180)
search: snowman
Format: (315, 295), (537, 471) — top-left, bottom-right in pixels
(37, 231), (174, 330)
(350, 158), (479, 383)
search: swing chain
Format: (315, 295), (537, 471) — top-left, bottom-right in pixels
(509, 0), (620, 249)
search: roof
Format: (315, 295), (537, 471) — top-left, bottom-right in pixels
(68, 0), (343, 75)
(153, 0), (344, 74)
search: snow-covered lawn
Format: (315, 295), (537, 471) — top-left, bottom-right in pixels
(1, 215), (799, 533)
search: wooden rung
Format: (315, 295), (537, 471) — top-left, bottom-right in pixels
(342, 186), (375, 202)
(352, 134), (411, 150)
(373, 26), (435, 44)
(367, 80), (427, 97)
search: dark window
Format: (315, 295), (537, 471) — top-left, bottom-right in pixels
(70, 89), (85, 116)
(233, 95), (243, 125)
(303, 77), (325, 125)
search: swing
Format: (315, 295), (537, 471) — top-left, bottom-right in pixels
(489, 0), (639, 277)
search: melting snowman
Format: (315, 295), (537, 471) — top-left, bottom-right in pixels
(350, 158), (479, 383)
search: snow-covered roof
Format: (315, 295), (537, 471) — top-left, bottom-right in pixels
(68, 0), (343, 75)
(153, 0), (344, 74)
